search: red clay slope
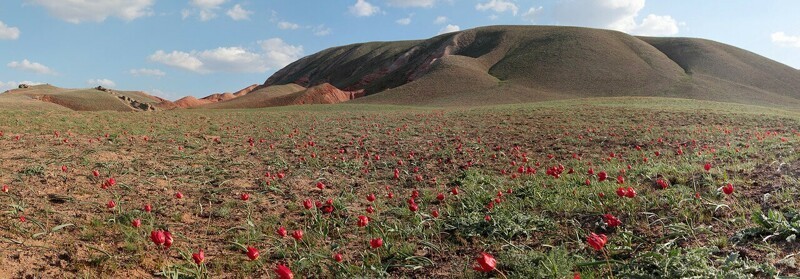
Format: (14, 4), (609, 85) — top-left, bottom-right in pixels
(174, 84), (260, 108)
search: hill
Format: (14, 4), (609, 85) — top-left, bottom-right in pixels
(174, 84), (261, 108)
(1, 84), (176, 111)
(263, 25), (800, 109)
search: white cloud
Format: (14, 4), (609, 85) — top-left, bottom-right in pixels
(150, 38), (303, 74)
(0, 21), (20, 40)
(313, 25), (332, 36)
(771, 32), (800, 48)
(278, 21), (300, 30)
(7, 59), (56, 75)
(386, 0), (436, 8)
(150, 50), (205, 72)
(438, 24), (460, 35)
(260, 38), (305, 69)
(349, 0), (381, 17)
(185, 0), (228, 21)
(27, 0), (154, 23)
(0, 81), (44, 92)
(226, 4), (252, 21)
(87, 79), (116, 88)
(554, 0), (678, 36)
(396, 17), (412, 25)
(433, 16), (447, 24)
(629, 14), (678, 36)
(522, 6), (543, 22)
(476, 0), (518, 16)
(130, 68), (166, 77)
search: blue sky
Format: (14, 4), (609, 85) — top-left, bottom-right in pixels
(1, 0), (799, 100)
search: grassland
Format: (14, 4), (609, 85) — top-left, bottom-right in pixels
(0, 98), (799, 278)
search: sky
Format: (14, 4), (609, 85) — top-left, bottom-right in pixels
(1, 0), (799, 100)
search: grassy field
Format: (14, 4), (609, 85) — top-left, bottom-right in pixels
(0, 98), (799, 278)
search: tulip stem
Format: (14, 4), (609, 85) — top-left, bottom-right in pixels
(603, 249), (615, 279)
(494, 269), (508, 279)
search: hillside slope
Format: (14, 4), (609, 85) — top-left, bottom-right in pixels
(264, 25), (800, 108)
(2, 84), (175, 111)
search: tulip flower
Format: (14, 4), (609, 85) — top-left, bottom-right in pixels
(357, 215), (369, 227)
(722, 183), (734, 195)
(370, 238), (383, 249)
(144, 204), (152, 213)
(603, 214), (621, 227)
(625, 187), (636, 198)
(316, 181), (325, 190)
(175, 192), (184, 199)
(366, 193), (376, 202)
(274, 264), (294, 279)
(704, 163), (712, 172)
(150, 230), (166, 246)
(277, 226), (287, 237)
(131, 219), (141, 228)
(246, 246), (259, 261)
(436, 193), (445, 201)
(366, 206), (375, 214)
(587, 232), (608, 251)
(2, 184), (8, 193)
(431, 210), (440, 218)
(292, 230), (303, 241)
(92, 170), (100, 177)
(303, 199), (313, 210)
(192, 249), (205, 265)
(107, 200), (116, 209)
(472, 252), (497, 273)
(333, 253), (343, 262)
(240, 193), (250, 201)
(598, 171), (608, 182)
(164, 231), (173, 249)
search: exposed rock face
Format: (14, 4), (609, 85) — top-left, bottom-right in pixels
(291, 83), (365, 105)
(174, 84), (261, 108)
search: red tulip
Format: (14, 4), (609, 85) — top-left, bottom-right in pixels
(436, 193), (445, 201)
(585, 179), (591, 186)
(144, 204), (152, 213)
(370, 238), (383, 249)
(616, 175), (625, 184)
(357, 215), (369, 227)
(451, 187), (459, 195)
(303, 199), (313, 210)
(277, 226), (287, 237)
(366, 206), (375, 214)
(192, 249), (205, 265)
(240, 193), (250, 201)
(164, 231), (173, 249)
(409, 202), (419, 212)
(598, 171), (607, 182)
(588, 168), (595, 175)
(366, 193), (376, 202)
(704, 163), (712, 172)
(472, 252), (497, 273)
(150, 230), (166, 246)
(484, 215), (492, 221)
(131, 219), (141, 228)
(333, 253), (343, 262)
(625, 187), (636, 198)
(107, 200), (116, 209)
(316, 181), (325, 190)
(657, 179), (669, 189)
(431, 210), (440, 218)
(175, 192), (184, 199)
(92, 170), (100, 177)
(615, 187), (627, 197)
(246, 246), (259, 261)
(19, 215), (26, 222)
(603, 214), (621, 227)
(274, 264), (294, 279)
(2, 184), (8, 193)
(61, 165), (68, 172)
(722, 183), (734, 195)
(587, 232), (608, 251)
(292, 230), (303, 241)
